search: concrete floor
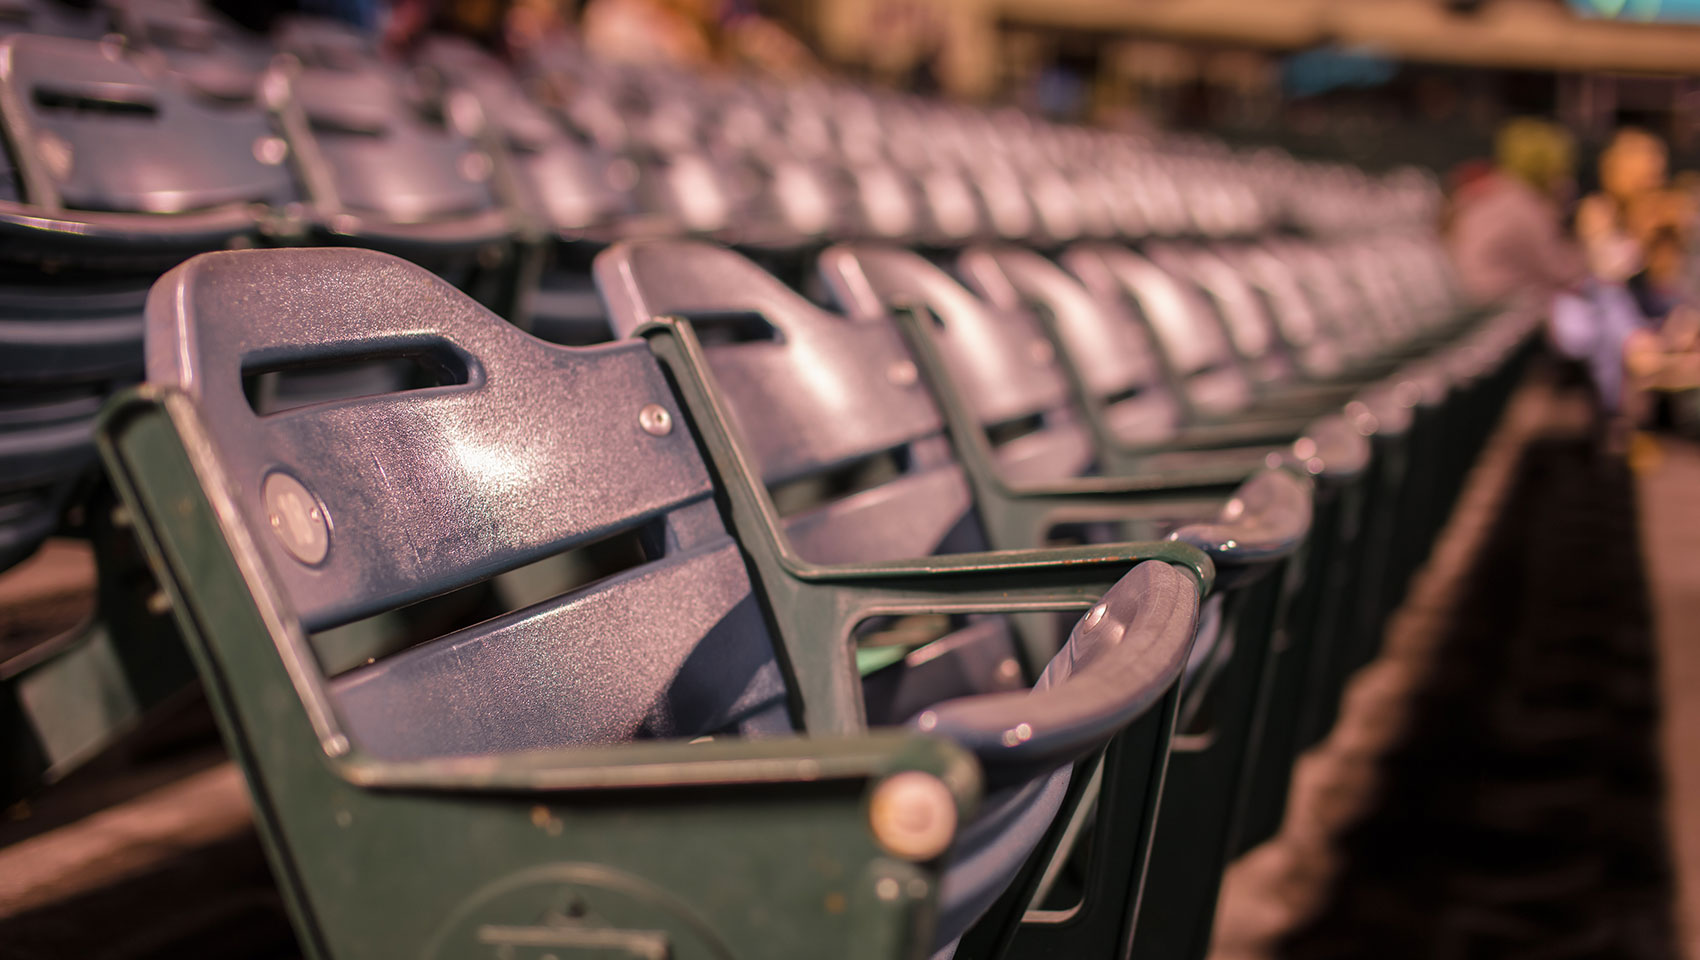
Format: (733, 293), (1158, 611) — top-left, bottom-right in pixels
(1638, 433), (1700, 958)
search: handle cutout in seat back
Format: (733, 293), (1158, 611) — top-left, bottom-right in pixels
(34, 87), (160, 119)
(242, 343), (470, 415)
(679, 311), (783, 346)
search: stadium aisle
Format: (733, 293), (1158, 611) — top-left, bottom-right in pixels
(1212, 361), (1683, 960)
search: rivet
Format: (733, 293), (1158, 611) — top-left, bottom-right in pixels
(264, 472), (329, 565)
(638, 403), (673, 436)
(868, 771), (956, 861)
(886, 359), (918, 387)
(36, 130), (72, 182)
(1083, 602), (1107, 629)
(252, 135), (289, 166)
(324, 733), (350, 757)
(606, 158), (639, 192)
(459, 151), (493, 183)
(259, 70), (291, 110)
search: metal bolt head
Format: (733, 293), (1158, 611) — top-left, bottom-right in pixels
(458, 151), (493, 183)
(36, 130), (72, 182)
(252, 135), (289, 166)
(638, 403), (673, 436)
(1082, 602), (1107, 630)
(259, 69), (291, 110)
(868, 771), (956, 861)
(606, 158), (639, 192)
(264, 472), (329, 565)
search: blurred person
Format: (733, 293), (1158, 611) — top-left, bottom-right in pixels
(1447, 117), (1586, 306)
(1576, 129), (1700, 445)
(720, 0), (818, 78)
(581, 0), (714, 67)
(1448, 118), (1656, 445)
(581, 0), (815, 75)
(1576, 127), (1691, 315)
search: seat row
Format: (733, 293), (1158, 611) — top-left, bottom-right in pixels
(0, 3), (1536, 957)
(77, 224), (1535, 960)
(0, 0), (1437, 580)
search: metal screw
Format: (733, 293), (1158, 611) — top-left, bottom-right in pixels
(36, 130), (72, 182)
(264, 472), (329, 565)
(252, 136), (289, 166)
(1000, 722), (1033, 747)
(458, 151), (493, 183)
(259, 70), (291, 110)
(638, 404), (673, 436)
(868, 771), (956, 861)
(1082, 602), (1107, 630)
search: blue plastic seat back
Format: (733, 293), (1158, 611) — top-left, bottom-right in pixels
(1221, 243), (1349, 379)
(840, 162), (926, 243)
(1262, 239), (1387, 359)
(1154, 243), (1298, 387)
(596, 239), (979, 565)
(275, 17), (499, 224)
(1063, 243), (1256, 419)
(915, 165), (988, 243)
(0, 280), (145, 569)
(0, 31), (291, 570)
(0, 391), (95, 570)
(953, 245), (1190, 448)
(144, 247), (785, 760)
(1335, 239), (1425, 340)
(817, 244), (1095, 485)
(0, 33), (296, 213)
(0, 282), (149, 385)
(0, 0), (106, 39)
(419, 36), (628, 233)
(110, 0), (276, 103)
(965, 161), (1039, 241)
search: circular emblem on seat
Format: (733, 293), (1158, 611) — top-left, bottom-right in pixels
(426, 862), (737, 960)
(263, 471), (329, 565)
